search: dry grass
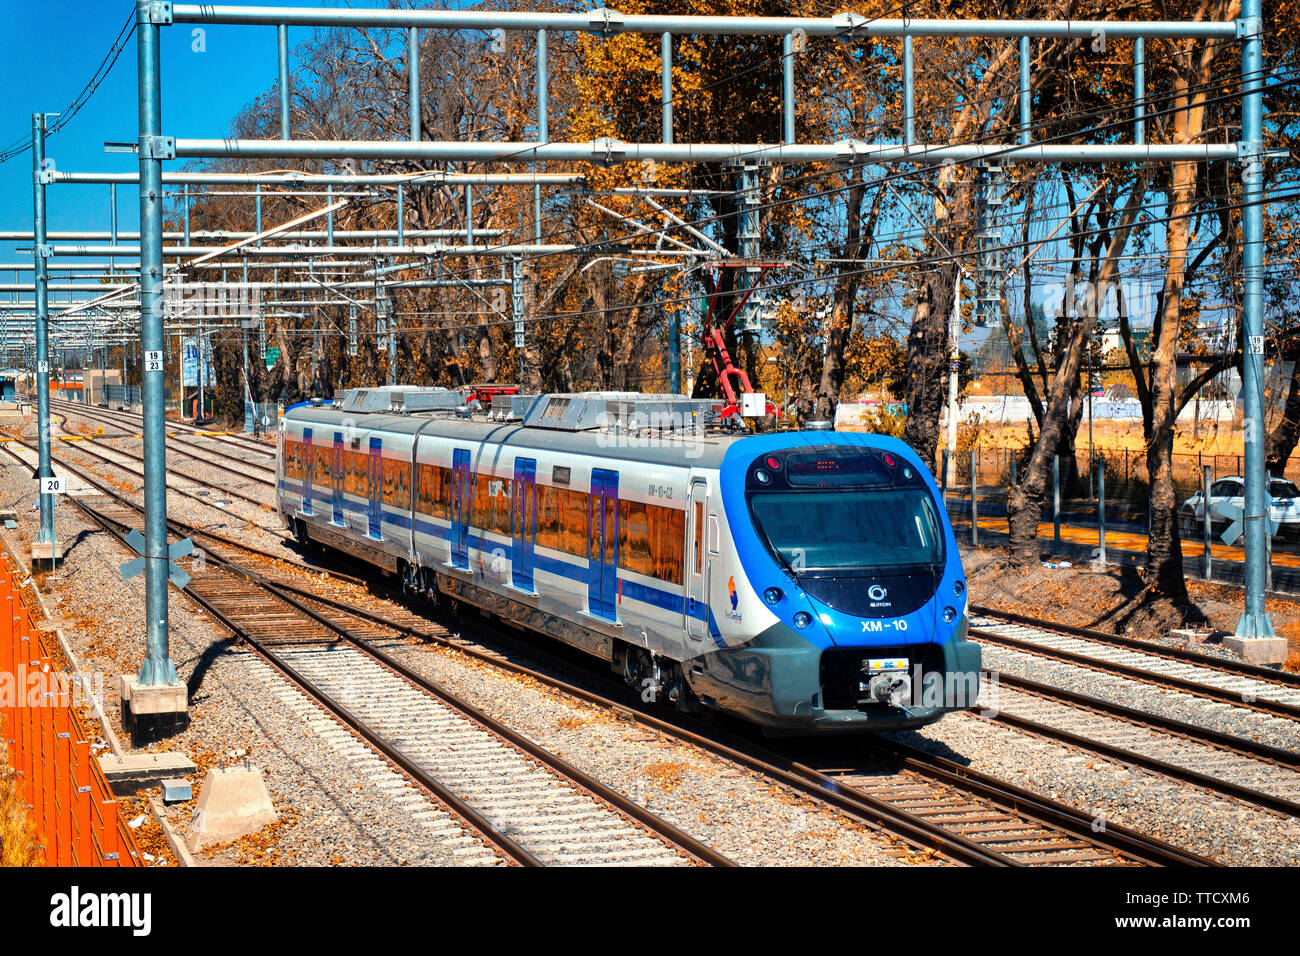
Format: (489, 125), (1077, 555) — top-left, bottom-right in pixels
(643, 760), (689, 793)
(0, 720), (39, 867)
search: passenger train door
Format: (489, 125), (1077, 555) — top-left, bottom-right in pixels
(511, 458), (537, 591)
(331, 431), (344, 525)
(367, 437), (383, 539)
(587, 469), (619, 621)
(449, 448), (471, 568)
(685, 479), (709, 641)
(300, 428), (313, 516)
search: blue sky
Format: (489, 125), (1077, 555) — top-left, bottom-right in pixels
(0, 0), (326, 268)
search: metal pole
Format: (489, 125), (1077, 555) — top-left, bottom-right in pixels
(782, 32), (795, 144)
(31, 114), (56, 553)
(408, 27), (420, 142)
(1018, 36), (1030, 145)
(970, 448), (978, 545)
(396, 183), (404, 246)
(669, 303), (681, 393)
(465, 184), (473, 245)
(1203, 464), (1212, 581)
(109, 182), (118, 278)
(1098, 460), (1107, 567)
(902, 33), (914, 145)
(278, 23), (290, 140)
(535, 29), (547, 241)
(940, 448), (949, 501)
(945, 271), (961, 489)
(1053, 454), (1061, 550)
(136, 0), (178, 686)
(1237, 0), (1274, 638)
(1134, 36), (1146, 145)
(661, 32), (672, 145)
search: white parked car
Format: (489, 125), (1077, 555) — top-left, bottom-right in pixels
(1178, 475), (1300, 541)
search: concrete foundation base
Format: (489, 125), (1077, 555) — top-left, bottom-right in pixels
(120, 675), (189, 744)
(1221, 635), (1289, 667)
(30, 541), (62, 567)
(187, 767), (277, 852)
(99, 751), (197, 795)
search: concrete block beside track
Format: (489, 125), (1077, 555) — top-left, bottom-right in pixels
(1221, 635), (1290, 667)
(187, 767), (277, 851)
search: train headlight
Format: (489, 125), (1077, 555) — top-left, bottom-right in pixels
(943, 606), (957, 624)
(763, 587), (783, 606)
(792, 611), (812, 629)
(953, 580), (965, 597)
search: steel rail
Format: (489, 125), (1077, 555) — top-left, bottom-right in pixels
(973, 604), (1300, 687)
(971, 628), (1300, 721)
(992, 670), (1300, 769)
(860, 737), (1216, 866)
(971, 700), (1300, 819)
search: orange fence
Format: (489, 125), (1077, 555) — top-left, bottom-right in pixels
(0, 558), (142, 866)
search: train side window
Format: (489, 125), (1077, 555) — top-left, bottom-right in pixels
(393, 458), (410, 510)
(651, 504), (685, 585)
(472, 472), (491, 529)
(535, 484), (559, 550)
(492, 478), (512, 535)
(316, 444), (331, 485)
(436, 466), (451, 518)
(563, 490), (589, 557)
(618, 499), (652, 576)
(693, 501), (704, 574)
(347, 450), (364, 497)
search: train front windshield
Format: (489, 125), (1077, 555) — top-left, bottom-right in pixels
(750, 488), (943, 573)
(745, 446), (947, 617)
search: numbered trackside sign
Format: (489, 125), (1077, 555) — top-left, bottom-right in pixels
(144, 350), (164, 373)
(40, 476), (65, 494)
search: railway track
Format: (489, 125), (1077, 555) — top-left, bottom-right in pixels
(49, 397), (276, 465)
(0, 427), (1216, 866)
(970, 612), (1300, 722)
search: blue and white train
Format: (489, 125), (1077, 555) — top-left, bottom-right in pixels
(276, 387), (980, 733)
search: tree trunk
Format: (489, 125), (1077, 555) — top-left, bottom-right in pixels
(902, 263), (958, 469)
(1266, 360), (1300, 476)
(1007, 181), (1147, 566)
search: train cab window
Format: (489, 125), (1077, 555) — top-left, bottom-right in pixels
(708, 515), (720, 555)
